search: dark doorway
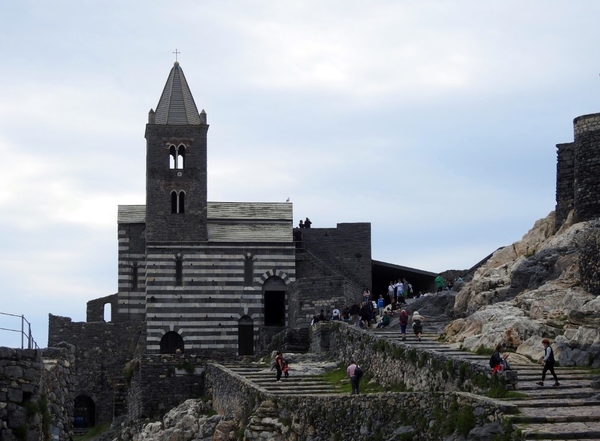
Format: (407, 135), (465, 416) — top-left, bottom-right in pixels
(74, 395), (95, 428)
(263, 276), (286, 326)
(160, 331), (184, 354)
(238, 315), (254, 355)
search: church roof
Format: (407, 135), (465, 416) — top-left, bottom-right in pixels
(153, 62), (203, 125)
(117, 202), (293, 243)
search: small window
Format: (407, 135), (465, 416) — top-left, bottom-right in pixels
(175, 254), (183, 286)
(171, 191), (185, 214)
(132, 263), (138, 290)
(244, 254), (254, 286)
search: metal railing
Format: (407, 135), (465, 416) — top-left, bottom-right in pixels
(0, 312), (39, 349)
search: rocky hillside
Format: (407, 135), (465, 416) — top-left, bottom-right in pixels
(444, 210), (600, 368)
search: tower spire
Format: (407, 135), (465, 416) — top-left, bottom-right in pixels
(153, 62), (202, 125)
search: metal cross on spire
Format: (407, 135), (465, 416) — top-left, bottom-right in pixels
(173, 49), (180, 62)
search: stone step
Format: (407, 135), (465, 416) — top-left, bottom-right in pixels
(511, 404), (600, 424)
(509, 398), (600, 408)
(514, 421), (600, 439)
(510, 388), (599, 400)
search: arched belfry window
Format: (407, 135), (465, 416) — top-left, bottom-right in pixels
(169, 144), (186, 170)
(169, 145), (177, 169)
(171, 191), (185, 214)
(177, 145), (185, 170)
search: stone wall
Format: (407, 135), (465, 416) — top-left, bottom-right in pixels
(555, 142), (575, 231)
(0, 344), (74, 441)
(127, 354), (205, 421)
(206, 363), (517, 441)
(287, 276), (361, 328)
(556, 113), (600, 231)
(299, 223), (372, 290)
(310, 322), (515, 394)
(42, 343), (76, 441)
(87, 293), (118, 323)
(48, 314), (145, 427)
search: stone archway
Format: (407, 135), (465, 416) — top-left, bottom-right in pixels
(74, 395), (95, 428)
(238, 315), (254, 356)
(160, 331), (184, 354)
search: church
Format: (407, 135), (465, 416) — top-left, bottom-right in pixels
(48, 61), (436, 427)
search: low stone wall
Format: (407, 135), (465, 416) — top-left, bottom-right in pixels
(206, 363), (517, 441)
(127, 354), (206, 421)
(0, 344), (74, 441)
(310, 322), (516, 393)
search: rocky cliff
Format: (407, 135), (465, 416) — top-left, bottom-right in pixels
(445, 210), (600, 367)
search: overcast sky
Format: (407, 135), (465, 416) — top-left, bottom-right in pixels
(1, 1), (598, 348)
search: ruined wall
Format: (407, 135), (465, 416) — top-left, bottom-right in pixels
(0, 344), (74, 441)
(87, 293), (118, 323)
(555, 142), (575, 231)
(48, 314), (145, 427)
(127, 354), (205, 420)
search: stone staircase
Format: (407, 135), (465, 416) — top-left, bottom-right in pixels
(371, 327), (600, 440)
(221, 363), (344, 395)
(225, 325), (600, 439)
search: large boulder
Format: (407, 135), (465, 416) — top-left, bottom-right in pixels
(445, 212), (600, 367)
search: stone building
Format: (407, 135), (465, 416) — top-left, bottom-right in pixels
(46, 61), (437, 431)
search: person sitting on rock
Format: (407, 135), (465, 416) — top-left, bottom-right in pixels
(376, 311), (391, 328)
(489, 344), (510, 375)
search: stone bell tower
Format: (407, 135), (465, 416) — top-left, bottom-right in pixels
(144, 61), (209, 242)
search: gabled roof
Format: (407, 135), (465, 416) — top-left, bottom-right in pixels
(153, 62), (203, 125)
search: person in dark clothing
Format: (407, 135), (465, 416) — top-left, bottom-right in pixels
(304, 217), (312, 228)
(349, 303), (360, 325)
(274, 351), (284, 382)
(490, 344), (510, 375)
(360, 302), (371, 328)
(537, 338), (560, 387)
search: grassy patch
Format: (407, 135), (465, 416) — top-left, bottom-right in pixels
(475, 345), (494, 356)
(73, 424), (111, 441)
(319, 365), (406, 393)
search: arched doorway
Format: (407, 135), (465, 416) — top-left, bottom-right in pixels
(263, 277), (286, 326)
(74, 395), (95, 428)
(160, 331), (184, 354)
(238, 315), (254, 356)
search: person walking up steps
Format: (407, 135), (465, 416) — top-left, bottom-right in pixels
(347, 359), (362, 394)
(399, 309), (409, 341)
(274, 351), (284, 382)
(411, 311), (425, 342)
(537, 338), (560, 387)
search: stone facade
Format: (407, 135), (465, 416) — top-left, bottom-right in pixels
(127, 354), (205, 420)
(47, 314), (145, 427)
(0, 344), (74, 441)
(556, 112), (600, 231)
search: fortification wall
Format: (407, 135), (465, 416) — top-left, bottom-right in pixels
(127, 354), (205, 420)
(48, 314), (145, 427)
(0, 344), (74, 441)
(556, 113), (600, 230)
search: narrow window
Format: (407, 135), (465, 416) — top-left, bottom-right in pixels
(177, 145), (185, 170)
(171, 191), (178, 213)
(103, 303), (112, 322)
(244, 254), (254, 286)
(132, 262), (138, 290)
(169, 145), (176, 169)
(178, 192), (185, 214)
(175, 254), (183, 286)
